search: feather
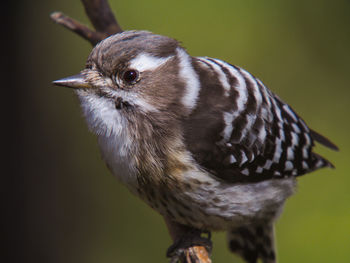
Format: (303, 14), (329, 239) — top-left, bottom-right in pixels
(310, 129), (339, 151)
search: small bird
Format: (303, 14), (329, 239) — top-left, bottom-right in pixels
(54, 30), (337, 263)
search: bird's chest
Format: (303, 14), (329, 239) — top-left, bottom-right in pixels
(97, 134), (140, 192)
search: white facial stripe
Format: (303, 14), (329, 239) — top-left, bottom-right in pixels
(129, 53), (173, 72)
(177, 48), (201, 110)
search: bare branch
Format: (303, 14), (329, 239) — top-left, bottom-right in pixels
(50, 0), (122, 46)
(81, 0), (123, 35)
(184, 246), (212, 263)
(50, 12), (106, 45)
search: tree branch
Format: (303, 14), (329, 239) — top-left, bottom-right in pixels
(50, 12), (106, 45)
(50, 0), (122, 46)
(184, 246), (212, 263)
(81, 0), (122, 36)
(51, 1), (213, 262)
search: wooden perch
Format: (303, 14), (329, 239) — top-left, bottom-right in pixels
(182, 246), (212, 263)
(50, 1), (213, 262)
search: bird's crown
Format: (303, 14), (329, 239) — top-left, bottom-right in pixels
(87, 30), (180, 77)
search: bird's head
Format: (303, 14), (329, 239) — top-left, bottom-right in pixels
(53, 31), (199, 137)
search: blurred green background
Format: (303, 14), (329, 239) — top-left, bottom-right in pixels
(10, 0), (350, 262)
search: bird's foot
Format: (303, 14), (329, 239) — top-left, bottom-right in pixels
(166, 230), (212, 263)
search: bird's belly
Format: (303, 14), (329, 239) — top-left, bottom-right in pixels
(141, 172), (296, 230)
(97, 133), (296, 230)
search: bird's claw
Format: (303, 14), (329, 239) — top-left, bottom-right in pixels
(166, 230), (212, 263)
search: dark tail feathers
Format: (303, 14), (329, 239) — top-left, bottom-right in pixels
(228, 224), (276, 263)
(310, 129), (339, 151)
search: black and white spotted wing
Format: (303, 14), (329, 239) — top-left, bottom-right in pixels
(183, 57), (337, 183)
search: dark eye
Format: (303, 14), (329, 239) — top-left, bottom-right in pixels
(122, 69), (139, 83)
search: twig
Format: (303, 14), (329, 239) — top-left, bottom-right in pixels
(51, 1), (213, 262)
(185, 246), (212, 263)
(50, 0), (122, 46)
(50, 12), (106, 45)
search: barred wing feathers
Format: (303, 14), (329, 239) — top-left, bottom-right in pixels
(183, 57), (336, 183)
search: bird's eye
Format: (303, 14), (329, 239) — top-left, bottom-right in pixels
(122, 69), (139, 83)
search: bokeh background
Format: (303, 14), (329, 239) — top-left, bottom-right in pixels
(7, 0), (350, 262)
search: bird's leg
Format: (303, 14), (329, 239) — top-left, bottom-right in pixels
(164, 217), (212, 263)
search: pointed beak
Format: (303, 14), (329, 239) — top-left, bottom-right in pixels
(52, 73), (92, 89)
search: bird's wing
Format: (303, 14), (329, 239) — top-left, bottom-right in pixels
(183, 57), (336, 183)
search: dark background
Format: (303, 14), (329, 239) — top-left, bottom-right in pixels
(6, 0), (350, 262)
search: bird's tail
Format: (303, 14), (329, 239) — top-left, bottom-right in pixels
(310, 129), (338, 151)
(227, 223), (276, 263)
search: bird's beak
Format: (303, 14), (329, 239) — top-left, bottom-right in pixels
(52, 73), (92, 89)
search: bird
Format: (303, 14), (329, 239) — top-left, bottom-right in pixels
(53, 30), (338, 263)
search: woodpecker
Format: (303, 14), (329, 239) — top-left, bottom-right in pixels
(54, 31), (338, 263)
